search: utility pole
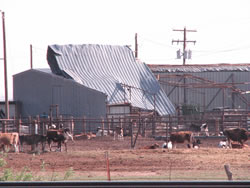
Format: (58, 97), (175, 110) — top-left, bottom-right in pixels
(172, 27), (196, 105)
(172, 27), (196, 65)
(135, 33), (138, 59)
(1, 11), (9, 119)
(30, 44), (33, 69)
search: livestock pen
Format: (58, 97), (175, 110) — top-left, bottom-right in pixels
(0, 109), (249, 148)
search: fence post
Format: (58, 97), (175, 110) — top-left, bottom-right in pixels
(142, 118), (145, 137)
(166, 121), (169, 141)
(215, 119), (219, 136)
(2, 121), (6, 133)
(107, 117), (110, 135)
(28, 116), (32, 134)
(152, 116), (155, 137)
(82, 116), (86, 134)
(70, 116), (74, 135)
(130, 119), (133, 148)
(224, 164), (233, 180)
(111, 116), (114, 131)
(17, 118), (22, 134)
(105, 151), (111, 181)
(36, 115), (40, 135)
(102, 118), (104, 136)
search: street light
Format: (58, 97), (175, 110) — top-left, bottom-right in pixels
(0, 10), (9, 119)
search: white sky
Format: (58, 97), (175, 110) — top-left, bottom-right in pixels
(1, 0), (250, 100)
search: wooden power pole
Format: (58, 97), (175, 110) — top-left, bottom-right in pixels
(1, 11), (9, 119)
(135, 33), (138, 59)
(172, 27), (196, 65)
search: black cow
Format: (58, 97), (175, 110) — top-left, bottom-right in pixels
(223, 128), (249, 148)
(19, 134), (46, 153)
(47, 128), (74, 152)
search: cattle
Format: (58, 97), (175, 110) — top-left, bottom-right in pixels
(223, 128), (250, 148)
(47, 128), (74, 152)
(74, 132), (96, 140)
(190, 139), (202, 149)
(170, 131), (194, 148)
(0, 132), (19, 153)
(96, 127), (109, 137)
(162, 141), (173, 149)
(19, 134), (46, 153)
(113, 127), (123, 140)
(189, 123), (209, 136)
(140, 143), (160, 149)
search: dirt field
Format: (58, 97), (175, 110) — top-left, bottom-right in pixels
(0, 136), (250, 181)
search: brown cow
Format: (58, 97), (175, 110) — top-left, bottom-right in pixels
(0, 132), (19, 153)
(223, 128), (250, 148)
(170, 131), (194, 149)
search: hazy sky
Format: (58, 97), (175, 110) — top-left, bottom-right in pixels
(1, 0), (250, 100)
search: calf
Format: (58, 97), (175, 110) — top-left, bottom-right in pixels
(170, 131), (194, 148)
(162, 141), (173, 149)
(47, 128), (74, 152)
(19, 134), (46, 153)
(0, 132), (19, 153)
(223, 128), (249, 148)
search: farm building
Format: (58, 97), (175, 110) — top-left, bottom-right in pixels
(13, 68), (107, 119)
(47, 44), (175, 117)
(11, 44), (175, 135)
(148, 64), (250, 112)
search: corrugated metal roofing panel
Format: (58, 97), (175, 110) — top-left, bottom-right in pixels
(47, 44), (175, 116)
(148, 64), (250, 73)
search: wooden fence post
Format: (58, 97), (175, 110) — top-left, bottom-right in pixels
(102, 118), (104, 136)
(28, 116), (32, 135)
(36, 115), (40, 134)
(82, 116), (86, 134)
(224, 164), (233, 180)
(107, 117), (110, 135)
(17, 118), (22, 134)
(130, 119), (133, 148)
(70, 116), (74, 135)
(215, 119), (219, 136)
(2, 121), (6, 133)
(141, 118), (145, 137)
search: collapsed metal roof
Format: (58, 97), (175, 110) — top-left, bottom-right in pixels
(148, 64), (250, 73)
(47, 44), (175, 116)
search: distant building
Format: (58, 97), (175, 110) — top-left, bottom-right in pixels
(148, 64), (250, 112)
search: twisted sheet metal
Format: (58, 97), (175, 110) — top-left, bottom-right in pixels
(47, 44), (175, 116)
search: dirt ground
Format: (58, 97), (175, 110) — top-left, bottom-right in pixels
(0, 136), (250, 181)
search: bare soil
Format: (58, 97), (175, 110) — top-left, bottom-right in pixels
(0, 136), (250, 181)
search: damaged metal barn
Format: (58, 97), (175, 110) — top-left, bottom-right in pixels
(5, 44), (176, 142)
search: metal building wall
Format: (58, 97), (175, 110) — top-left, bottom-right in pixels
(158, 71), (250, 111)
(13, 69), (107, 118)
